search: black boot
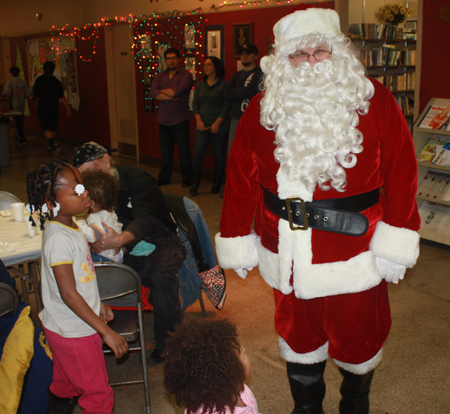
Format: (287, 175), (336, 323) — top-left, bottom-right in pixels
(46, 389), (79, 414)
(210, 170), (224, 194)
(287, 361), (327, 414)
(190, 171), (202, 196)
(338, 368), (374, 414)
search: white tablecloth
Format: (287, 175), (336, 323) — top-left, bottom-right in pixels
(0, 215), (42, 267)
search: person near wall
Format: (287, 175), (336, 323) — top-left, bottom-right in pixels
(223, 44), (262, 154)
(32, 61), (71, 156)
(73, 142), (186, 366)
(2, 66), (30, 146)
(150, 48), (194, 188)
(215, 8), (420, 414)
(190, 56), (231, 196)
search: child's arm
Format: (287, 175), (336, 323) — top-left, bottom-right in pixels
(53, 264), (128, 359)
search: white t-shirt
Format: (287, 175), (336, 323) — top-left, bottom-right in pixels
(186, 384), (261, 414)
(39, 220), (101, 338)
(77, 209), (124, 262)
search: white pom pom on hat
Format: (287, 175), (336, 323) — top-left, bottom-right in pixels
(273, 8), (341, 46)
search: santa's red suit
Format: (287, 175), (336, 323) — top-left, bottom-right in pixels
(216, 78), (420, 371)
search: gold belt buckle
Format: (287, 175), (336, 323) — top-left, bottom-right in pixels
(285, 197), (308, 231)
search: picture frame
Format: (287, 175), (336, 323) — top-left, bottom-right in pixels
(232, 22), (253, 58)
(205, 25), (224, 62)
(184, 24), (196, 50)
(158, 43), (169, 71)
(185, 57), (196, 81)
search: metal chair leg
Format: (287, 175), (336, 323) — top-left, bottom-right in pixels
(199, 292), (207, 317)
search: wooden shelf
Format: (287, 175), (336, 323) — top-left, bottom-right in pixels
(417, 161), (450, 171)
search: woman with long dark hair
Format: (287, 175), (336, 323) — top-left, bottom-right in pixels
(190, 56), (231, 195)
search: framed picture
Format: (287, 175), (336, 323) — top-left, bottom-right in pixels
(232, 22), (253, 58)
(184, 24), (196, 50)
(185, 57), (196, 81)
(158, 43), (169, 71)
(205, 25), (224, 62)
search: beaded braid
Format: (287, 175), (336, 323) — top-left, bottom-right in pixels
(26, 161), (74, 230)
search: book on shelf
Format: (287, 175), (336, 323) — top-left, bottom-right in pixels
(417, 136), (448, 162)
(419, 105), (450, 130)
(348, 23), (398, 40)
(418, 201), (450, 236)
(432, 140), (450, 166)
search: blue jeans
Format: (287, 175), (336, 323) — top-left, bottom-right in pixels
(176, 197), (218, 309)
(158, 120), (192, 183)
(192, 129), (228, 172)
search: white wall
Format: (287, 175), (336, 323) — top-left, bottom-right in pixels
(348, 0), (418, 25)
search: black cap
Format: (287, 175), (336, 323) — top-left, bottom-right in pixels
(239, 44), (258, 55)
(72, 141), (117, 168)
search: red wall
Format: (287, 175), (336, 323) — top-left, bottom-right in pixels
(135, 2), (334, 168)
(9, 27), (110, 148)
(8, 3), (334, 168)
(420, 2), (450, 114)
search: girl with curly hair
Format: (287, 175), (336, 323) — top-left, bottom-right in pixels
(26, 161), (128, 413)
(164, 319), (261, 414)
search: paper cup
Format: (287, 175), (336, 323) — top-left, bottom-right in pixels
(11, 202), (25, 222)
(25, 217), (36, 237)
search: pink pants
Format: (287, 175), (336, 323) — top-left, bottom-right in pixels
(44, 328), (114, 414)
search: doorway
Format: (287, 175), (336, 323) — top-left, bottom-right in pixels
(104, 23), (139, 161)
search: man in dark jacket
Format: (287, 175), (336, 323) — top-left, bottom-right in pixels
(73, 142), (186, 365)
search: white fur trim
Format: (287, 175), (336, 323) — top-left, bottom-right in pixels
(215, 231), (259, 274)
(369, 221), (420, 267)
(273, 9), (340, 46)
(333, 349), (383, 375)
(256, 221), (382, 299)
(279, 337), (329, 364)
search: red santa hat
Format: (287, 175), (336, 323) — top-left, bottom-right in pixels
(273, 8), (341, 46)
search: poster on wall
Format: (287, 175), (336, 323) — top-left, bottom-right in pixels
(205, 25), (224, 62)
(158, 43), (169, 71)
(184, 24), (196, 50)
(27, 37), (80, 111)
(185, 57), (196, 81)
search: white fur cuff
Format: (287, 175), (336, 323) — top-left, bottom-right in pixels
(333, 349), (383, 375)
(369, 221), (420, 267)
(279, 338), (329, 364)
(215, 231), (259, 271)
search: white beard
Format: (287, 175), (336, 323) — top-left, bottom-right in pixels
(260, 51), (373, 193)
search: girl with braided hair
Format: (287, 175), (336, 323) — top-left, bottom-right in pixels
(164, 319), (261, 414)
(26, 161), (128, 414)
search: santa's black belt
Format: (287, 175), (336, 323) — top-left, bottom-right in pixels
(263, 188), (379, 236)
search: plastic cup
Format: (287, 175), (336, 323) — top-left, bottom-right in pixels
(25, 218), (36, 238)
(11, 202), (25, 222)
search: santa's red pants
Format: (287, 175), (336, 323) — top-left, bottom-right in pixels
(274, 281), (391, 365)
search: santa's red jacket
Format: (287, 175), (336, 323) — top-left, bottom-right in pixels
(216, 78), (420, 300)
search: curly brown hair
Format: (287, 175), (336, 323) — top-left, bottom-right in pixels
(164, 319), (246, 414)
(81, 169), (119, 211)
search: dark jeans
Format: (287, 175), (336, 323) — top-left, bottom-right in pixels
(192, 129), (228, 173)
(12, 114), (26, 143)
(158, 120), (191, 183)
(123, 234), (185, 350)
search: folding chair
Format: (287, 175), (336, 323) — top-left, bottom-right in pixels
(94, 262), (151, 414)
(0, 191), (21, 210)
(0, 282), (19, 317)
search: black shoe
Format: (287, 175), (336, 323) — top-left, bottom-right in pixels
(182, 181), (191, 188)
(157, 179), (170, 186)
(147, 348), (165, 366)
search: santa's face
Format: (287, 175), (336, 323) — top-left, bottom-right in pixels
(288, 42), (331, 67)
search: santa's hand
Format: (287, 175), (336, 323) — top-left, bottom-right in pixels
(375, 256), (406, 284)
(234, 268), (253, 278)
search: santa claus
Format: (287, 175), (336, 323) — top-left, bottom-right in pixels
(216, 7), (420, 414)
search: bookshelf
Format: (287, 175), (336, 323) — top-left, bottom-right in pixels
(414, 98), (450, 245)
(349, 23), (417, 131)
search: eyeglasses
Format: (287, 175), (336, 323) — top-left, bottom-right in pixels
(165, 56), (179, 60)
(289, 49), (332, 64)
(203, 63), (213, 67)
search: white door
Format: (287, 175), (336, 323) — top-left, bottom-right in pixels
(104, 23), (139, 161)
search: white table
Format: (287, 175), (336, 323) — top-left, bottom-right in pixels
(0, 213), (43, 312)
